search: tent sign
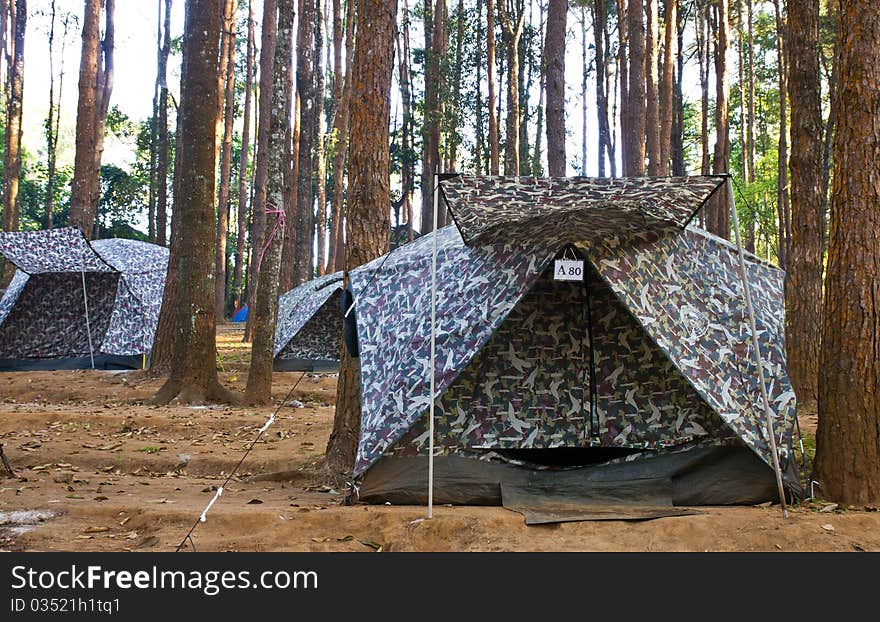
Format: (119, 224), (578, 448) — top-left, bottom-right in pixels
(554, 259), (584, 281)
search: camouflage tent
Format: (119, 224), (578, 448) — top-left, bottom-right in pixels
(344, 175), (800, 514)
(273, 271), (344, 371)
(0, 228), (169, 370)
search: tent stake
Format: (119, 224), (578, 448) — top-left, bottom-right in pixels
(80, 253), (96, 370)
(428, 167), (439, 519)
(727, 177), (788, 517)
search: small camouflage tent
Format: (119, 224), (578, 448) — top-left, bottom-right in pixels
(0, 228), (169, 370)
(273, 271), (344, 371)
(344, 175), (800, 516)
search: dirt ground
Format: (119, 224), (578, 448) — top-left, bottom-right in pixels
(0, 325), (877, 553)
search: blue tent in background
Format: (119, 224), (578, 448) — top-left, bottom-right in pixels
(231, 305), (248, 322)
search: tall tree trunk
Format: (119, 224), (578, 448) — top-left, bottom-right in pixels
(593, 0), (612, 178)
(697, 0), (710, 176)
(327, 0), (354, 272)
(624, 0), (645, 175)
(645, 0), (661, 175)
(658, 0), (676, 175)
(487, 0), (500, 174)
(156, 0), (171, 246)
(69, 0), (102, 237)
(397, 1), (414, 236)
(215, 0), (238, 320)
(234, 0), (255, 310)
(814, 0), (880, 506)
(44, 0), (61, 229)
(421, 0), (445, 231)
(279, 7), (299, 293)
(498, 0), (525, 175)
(746, 0), (755, 183)
(244, 0), (278, 340)
(448, 0), (464, 172)
(774, 0), (790, 269)
(293, 0), (317, 285)
(670, 0), (685, 176)
(544, 0), (567, 176)
(326, 0), (397, 480)
(314, 2), (328, 276)
(707, 0), (730, 238)
(1, 0), (24, 245)
(785, 0), (825, 411)
(244, 0), (291, 405)
(89, 0), (114, 238)
(616, 0), (629, 176)
(153, 0), (235, 405)
(475, 0), (484, 174)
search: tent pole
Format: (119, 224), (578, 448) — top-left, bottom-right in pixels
(80, 259), (96, 370)
(726, 177), (788, 517)
(428, 167), (439, 519)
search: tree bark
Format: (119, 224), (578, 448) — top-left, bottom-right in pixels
(670, 0), (684, 176)
(658, 0), (676, 175)
(616, 0), (629, 175)
(814, 0), (880, 506)
(327, 0), (355, 273)
(2, 0), (24, 241)
(244, 0), (278, 340)
(645, 0), (661, 175)
(498, 0), (525, 176)
(624, 0), (645, 176)
(244, 0), (290, 405)
(707, 0), (730, 238)
(486, 0), (499, 175)
(89, 0), (114, 238)
(69, 0), (102, 237)
(293, 0), (317, 285)
(215, 0), (238, 320)
(153, 0), (235, 405)
(697, 0), (710, 177)
(234, 0), (255, 310)
(544, 0), (567, 176)
(785, 0), (825, 411)
(326, 0), (396, 481)
(156, 0), (171, 246)
(397, 1), (414, 236)
(315, 2), (328, 276)
(774, 0), (790, 268)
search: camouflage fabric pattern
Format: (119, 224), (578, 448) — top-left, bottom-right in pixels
(0, 227), (114, 274)
(276, 289), (343, 362)
(391, 263), (729, 458)
(351, 178), (794, 474)
(440, 175), (726, 246)
(349, 226), (557, 474)
(587, 226), (796, 466)
(0, 229), (169, 359)
(274, 272), (344, 360)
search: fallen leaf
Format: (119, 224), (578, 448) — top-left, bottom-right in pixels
(124, 531), (138, 540)
(148, 498), (168, 504)
(247, 498), (263, 505)
(66, 494), (84, 499)
(83, 526), (110, 534)
(337, 535), (354, 542)
(819, 503), (838, 513)
(852, 543), (866, 552)
(821, 524), (835, 532)
(94, 495), (109, 501)
(119, 516), (130, 526)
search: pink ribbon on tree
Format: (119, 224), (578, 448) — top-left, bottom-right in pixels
(256, 201), (286, 276)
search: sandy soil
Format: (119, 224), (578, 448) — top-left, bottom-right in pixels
(0, 325), (877, 553)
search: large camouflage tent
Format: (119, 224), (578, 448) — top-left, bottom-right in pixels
(273, 271), (344, 371)
(0, 228), (169, 370)
(344, 175), (800, 517)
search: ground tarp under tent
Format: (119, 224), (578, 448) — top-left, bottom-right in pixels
(0, 227), (169, 370)
(273, 271), (344, 371)
(344, 175), (800, 518)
